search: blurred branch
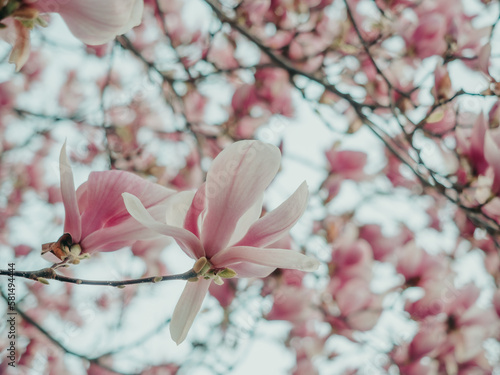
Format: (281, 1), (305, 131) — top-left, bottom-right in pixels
(0, 290), (138, 375)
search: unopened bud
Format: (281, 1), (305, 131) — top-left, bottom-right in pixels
(193, 257), (210, 275)
(153, 276), (162, 283)
(13, 7), (39, 20)
(188, 277), (199, 282)
(116, 285), (125, 289)
(37, 277), (49, 285)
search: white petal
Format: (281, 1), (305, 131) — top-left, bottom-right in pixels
(211, 246), (320, 273)
(234, 182), (308, 248)
(170, 278), (211, 345)
(122, 193), (204, 259)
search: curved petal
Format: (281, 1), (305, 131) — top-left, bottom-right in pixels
(211, 246), (320, 273)
(81, 204), (167, 253)
(183, 184), (206, 238)
(80, 170), (175, 238)
(122, 193), (204, 259)
(164, 191), (195, 228)
(485, 130), (500, 194)
(230, 262), (275, 278)
(60, 143), (82, 242)
(227, 193), (263, 246)
(170, 278), (211, 345)
(41, 0), (144, 45)
(234, 182), (308, 248)
(202, 141), (281, 256)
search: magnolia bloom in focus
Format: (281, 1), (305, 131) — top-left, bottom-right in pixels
(0, 0), (143, 71)
(42, 144), (174, 263)
(123, 140), (320, 344)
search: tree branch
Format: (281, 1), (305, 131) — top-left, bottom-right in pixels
(0, 267), (197, 287)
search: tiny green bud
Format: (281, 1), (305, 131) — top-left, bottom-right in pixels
(37, 277), (49, 285)
(218, 268), (237, 278)
(188, 277), (199, 282)
(76, 279), (82, 284)
(153, 276), (162, 283)
(116, 285), (125, 289)
(213, 275), (224, 286)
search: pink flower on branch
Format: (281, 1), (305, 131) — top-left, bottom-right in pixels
(42, 144), (175, 263)
(123, 140), (319, 344)
(1, 0), (143, 70)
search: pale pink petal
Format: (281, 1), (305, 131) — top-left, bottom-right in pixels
(484, 130), (500, 194)
(8, 21), (31, 72)
(211, 246), (320, 272)
(122, 193), (204, 259)
(80, 204), (167, 253)
(183, 183), (206, 238)
(60, 143), (82, 242)
(227, 193), (263, 246)
(164, 191), (195, 228)
(39, 0), (144, 45)
(229, 262), (275, 278)
(201, 141), (281, 256)
(170, 278), (211, 345)
(478, 43), (491, 76)
(234, 182), (308, 248)
(80, 170), (174, 238)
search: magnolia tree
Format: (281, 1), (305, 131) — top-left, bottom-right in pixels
(1, 0), (500, 374)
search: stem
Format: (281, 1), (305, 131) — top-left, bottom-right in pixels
(0, 268), (197, 287)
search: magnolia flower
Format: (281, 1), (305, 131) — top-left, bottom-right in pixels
(123, 140), (319, 344)
(0, 0), (143, 71)
(42, 144), (174, 263)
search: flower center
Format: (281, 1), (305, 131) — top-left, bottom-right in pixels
(190, 257), (237, 285)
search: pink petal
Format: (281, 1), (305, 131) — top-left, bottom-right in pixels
(201, 141), (281, 256)
(60, 143), (82, 242)
(122, 193), (204, 259)
(227, 193), (263, 246)
(8, 20), (31, 72)
(211, 246), (320, 272)
(170, 278), (211, 345)
(183, 183), (206, 238)
(80, 170), (174, 238)
(234, 182), (308, 248)
(80, 204), (167, 253)
(164, 190), (196, 228)
(484, 130), (500, 194)
(39, 0), (144, 45)
(478, 43), (491, 76)
(229, 262), (275, 278)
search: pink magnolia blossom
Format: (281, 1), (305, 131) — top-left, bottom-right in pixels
(31, 0), (143, 45)
(1, 0), (143, 70)
(42, 144), (175, 262)
(123, 140), (319, 344)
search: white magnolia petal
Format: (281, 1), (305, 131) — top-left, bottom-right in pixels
(164, 190), (196, 228)
(170, 278), (211, 345)
(54, 0), (144, 45)
(122, 192), (204, 259)
(227, 193), (263, 246)
(235, 182), (308, 248)
(211, 246), (320, 273)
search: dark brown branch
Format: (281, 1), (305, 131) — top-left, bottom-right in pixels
(0, 267), (197, 287)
